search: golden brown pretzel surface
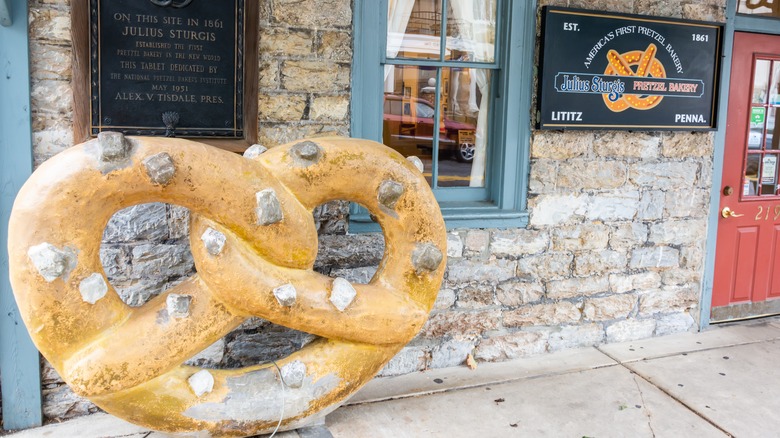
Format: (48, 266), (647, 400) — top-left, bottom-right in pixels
(8, 135), (446, 436)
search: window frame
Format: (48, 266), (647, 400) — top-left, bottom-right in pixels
(350, 0), (536, 231)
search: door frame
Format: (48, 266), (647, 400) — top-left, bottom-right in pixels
(701, 0), (780, 328)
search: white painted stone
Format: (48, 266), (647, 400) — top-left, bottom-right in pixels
(188, 370), (214, 397)
(547, 324), (605, 351)
(273, 283), (297, 307)
(574, 250), (628, 276)
(433, 288), (457, 310)
(491, 230), (550, 258)
(143, 152), (176, 186)
(378, 346), (429, 377)
(551, 224), (610, 252)
(582, 294), (637, 321)
(28, 242), (76, 282)
(79, 273), (108, 304)
(429, 338), (476, 369)
(447, 259), (517, 284)
(529, 194), (588, 226)
(639, 286), (698, 316)
(586, 192), (640, 221)
(377, 180), (405, 209)
(496, 281), (544, 307)
(407, 156), (425, 173)
(243, 144), (268, 159)
(630, 247), (680, 270)
(200, 227), (226, 256)
(447, 233), (464, 258)
(649, 220), (707, 245)
(517, 253), (574, 282)
(167, 294), (192, 319)
(609, 222), (649, 250)
(412, 243), (444, 273)
(330, 277), (357, 311)
(463, 230), (489, 256)
(256, 188), (284, 226)
(655, 312), (696, 336)
(185, 339), (226, 368)
(606, 319), (657, 343)
(280, 360), (306, 388)
(609, 272), (662, 294)
(546, 276), (609, 300)
(638, 190), (665, 220)
(630, 162), (698, 190)
(475, 331), (548, 362)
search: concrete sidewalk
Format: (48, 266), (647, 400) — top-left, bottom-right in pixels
(8, 318), (780, 437)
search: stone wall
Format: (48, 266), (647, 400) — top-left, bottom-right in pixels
(21, 0), (726, 424)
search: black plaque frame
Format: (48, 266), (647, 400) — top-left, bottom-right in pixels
(538, 7), (723, 131)
(89, 0), (246, 138)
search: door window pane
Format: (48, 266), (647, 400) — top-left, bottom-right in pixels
(745, 154), (761, 196)
(446, 0), (497, 62)
(387, 0), (443, 60)
(767, 107), (779, 150)
(738, 0), (780, 18)
(761, 154), (779, 195)
(770, 61), (780, 105)
(437, 67), (490, 187)
(753, 60), (771, 104)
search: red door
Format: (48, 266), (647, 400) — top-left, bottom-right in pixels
(713, 33), (780, 322)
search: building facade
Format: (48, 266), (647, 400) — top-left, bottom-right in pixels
(2, 0), (778, 429)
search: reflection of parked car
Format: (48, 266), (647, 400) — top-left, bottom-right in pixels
(383, 93), (477, 162)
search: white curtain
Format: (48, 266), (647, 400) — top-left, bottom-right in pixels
(385, 0), (415, 92)
(449, 0), (494, 187)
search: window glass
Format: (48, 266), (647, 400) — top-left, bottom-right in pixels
(745, 154), (761, 196)
(767, 107), (779, 150)
(384, 0), (497, 191)
(437, 67), (490, 187)
(753, 60), (771, 105)
(387, 0), (443, 60)
(382, 65), (435, 184)
(445, 0), (497, 62)
(738, 0), (780, 18)
(770, 61), (780, 105)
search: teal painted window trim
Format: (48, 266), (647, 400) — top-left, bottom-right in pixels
(0, 0), (43, 430)
(0, 0), (11, 27)
(350, 0), (536, 232)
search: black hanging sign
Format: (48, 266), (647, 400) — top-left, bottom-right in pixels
(538, 7), (722, 130)
(90, 0), (244, 138)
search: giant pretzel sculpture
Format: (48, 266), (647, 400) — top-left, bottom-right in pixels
(8, 134), (446, 436)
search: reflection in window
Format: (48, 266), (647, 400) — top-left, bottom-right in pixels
(383, 0), (497, 190)
(738, 0), (780, 18)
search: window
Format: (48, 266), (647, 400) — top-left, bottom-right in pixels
(351, 0), (536, 230)
(743, 57), (780, 196)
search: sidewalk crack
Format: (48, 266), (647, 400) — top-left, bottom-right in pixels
(631, 373), (656, 438)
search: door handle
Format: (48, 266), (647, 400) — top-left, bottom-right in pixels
(721, 207), (744, 218)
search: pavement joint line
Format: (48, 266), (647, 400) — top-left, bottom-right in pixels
(603, 336), (780, 365)
(344, 350), (622, 407)
(597, 345), (735, 437)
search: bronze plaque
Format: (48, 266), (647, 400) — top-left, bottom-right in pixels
(90, 0), (244, 138)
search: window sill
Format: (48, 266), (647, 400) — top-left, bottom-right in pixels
(349, 201), (529, 233)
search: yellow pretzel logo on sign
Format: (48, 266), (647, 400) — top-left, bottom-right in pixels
(8, 135), (446, 436)
(603, 43), (667, 112)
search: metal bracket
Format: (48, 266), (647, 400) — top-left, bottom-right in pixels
(0, 0), (11, 27)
